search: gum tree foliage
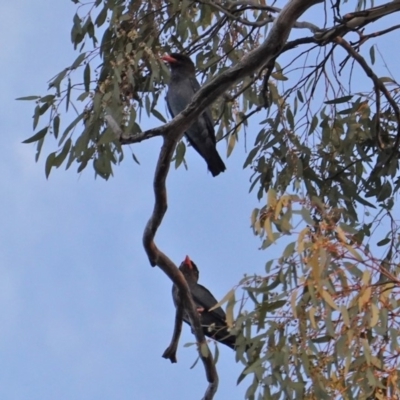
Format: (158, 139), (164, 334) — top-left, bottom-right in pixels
(19, 0), (400, 398)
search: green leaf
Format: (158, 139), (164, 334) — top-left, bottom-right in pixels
(53, 115), (60, 139)
(174, 141), (186, 169)
(40, 95), (55, 103)
(70, 52), (86, 70)
(53, 138), (72, 168)
(151, 108), (167, 123)
(83, 63), (91, 92)
(16, 95), (40, 101)
(58, 112), (84, 146)
(66, 78), (72, 112)
(48, 69), (68, 93)
(243, 146), (259, 169)
(97, 128), (116, 145)
(189, 355), (200, 369)
(77, 92), (90, 102)
(131, 153), (140, 165)
(39, 102), (50, 115)
(33, 105), (40, 130)
(311, 335), (332, 343)
(22, 127), (48, 144)
(264, 299), (286, 312)
(379, 76), (395, 84)
(286, 107), (294, 129)
(45, 152), (57, 178)
(297, 90), (304, 103)
(377, 237), (390, 247)
(309, 115), (318, 134)
(95, 5), (108, 27)
(324, 95), (353, 104)
(369, 45), (375, 65)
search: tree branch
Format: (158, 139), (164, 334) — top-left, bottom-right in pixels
(108, 0), (328, 398)
(143, 132), (219, 399)
(314, 0), (400, 43)
(162, 301), (184, 363)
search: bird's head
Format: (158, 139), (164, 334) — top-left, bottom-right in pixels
(161, 53), (195, 75)
(179, 255), (199, 282)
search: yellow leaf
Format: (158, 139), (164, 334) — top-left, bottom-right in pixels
(227, 133), (236, 157)
(340, 305), (350, 327)
(309, 252), (321, 282)
(200, 342), (209, 358)
(344, 244), (363, 262)
(361, 270), (371, 285)
(267, 188), (277, 208)
(209, 288), (235, 312)
(335, 226), (347, 243)
(370, 303), (379, 327)
(225, 292), (236, 328)
(380, 283), (394, 302)
(358, 286), (372, 310)
(362, 339), (371, 365)
(274, 198), (283, 220)
(309, 306), (317, 329)
(321, 289), (339, 310)
(254, 218), (261, 235)
(264, 217), (275, 244)
(297, 227), (309, 255)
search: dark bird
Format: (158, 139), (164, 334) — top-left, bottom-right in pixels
(173, 255), (236, 349)
(161, 53), (226, 177)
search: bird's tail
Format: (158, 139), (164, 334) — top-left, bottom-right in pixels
(207, 150), (226, 177)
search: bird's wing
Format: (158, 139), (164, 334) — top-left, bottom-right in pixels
(191, 283), (227, 322)
(165, 95), (176, 119)
(189, 77), (216, 144)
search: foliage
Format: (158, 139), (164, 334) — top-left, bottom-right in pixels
(19, 0), (400, 398)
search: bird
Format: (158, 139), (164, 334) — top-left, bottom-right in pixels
(161, 53), (226, 177)
(173, 255), (236, 349)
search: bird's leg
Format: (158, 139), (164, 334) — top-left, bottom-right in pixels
(196, 307), (205, 313)
(162, 301), (184, 363)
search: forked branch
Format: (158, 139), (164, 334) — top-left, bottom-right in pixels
(119, 0), (325, 399)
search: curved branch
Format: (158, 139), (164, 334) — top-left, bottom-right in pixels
(143, 132), (219, 399)
(162, 301), (183, 363)
(108, 1), (328, 398)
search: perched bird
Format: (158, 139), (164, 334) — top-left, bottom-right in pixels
(161, 53), (226, 177)
(173, 255), (236, 349)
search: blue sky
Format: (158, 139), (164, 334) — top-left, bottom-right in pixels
(3, 2), (400, 400)
(1, 2), (270, 399)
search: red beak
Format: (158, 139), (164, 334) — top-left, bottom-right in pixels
(161, 54), (177, 63)
(184, 255), (192, 268)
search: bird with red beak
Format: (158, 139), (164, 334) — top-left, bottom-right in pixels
(172, 255), (236, 349)
(161, 53), (226, 177)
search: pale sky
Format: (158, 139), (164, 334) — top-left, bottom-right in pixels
(2, 2), (400, 400)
